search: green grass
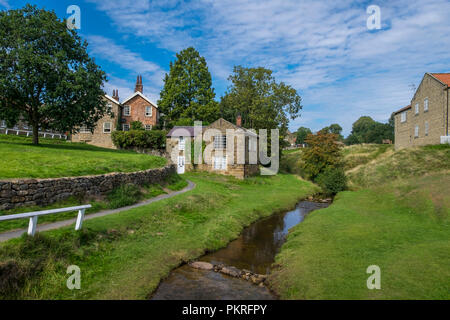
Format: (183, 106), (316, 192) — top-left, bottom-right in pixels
(0, 172), (318, 299)
(0, 134), (167, 179)
(0, 174), (186, 233)
(269, 145), (450, 300)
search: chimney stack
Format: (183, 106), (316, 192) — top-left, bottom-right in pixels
(112, 89), (119, 101)
(236, 113), (242, 127)
(135, 75), (143, 93)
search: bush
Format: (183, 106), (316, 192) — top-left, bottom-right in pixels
(315, 167), (347, 195)
(130, 121), (144, 130)
(111, 130), (166, 149)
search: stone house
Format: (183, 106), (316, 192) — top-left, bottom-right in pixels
(394, 73), (450, 149)
(166, 116), (259, 179)
(71, 93), (121, 149)
(71, 75), (159, 149)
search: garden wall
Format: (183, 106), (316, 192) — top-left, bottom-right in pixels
(0, 164), (176, 210)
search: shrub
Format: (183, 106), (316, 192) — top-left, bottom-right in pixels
(301, 131), (343, 180)
(130, 121), (144, 130)
(315, 166), (347, 195)
(111, 130), (166, 149)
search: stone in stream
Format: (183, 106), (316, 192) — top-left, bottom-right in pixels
(189, 261), (214, 270)
(220, 266), (241, 278)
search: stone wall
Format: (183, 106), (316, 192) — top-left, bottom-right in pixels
(0, 164), (176, 210)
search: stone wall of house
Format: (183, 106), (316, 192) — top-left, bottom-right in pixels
(71, 97), (121, 149)
(395, 73), (449, 150)
(0, 164), (176, 210)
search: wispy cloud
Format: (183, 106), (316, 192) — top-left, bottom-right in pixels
(0, 0), (10, 9)
(88, 0), (450, 134)
(86, 35), (165, 103)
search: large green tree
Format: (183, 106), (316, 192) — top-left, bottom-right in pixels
(321, 123), (343, 141)
(158, 47), (219, 127)
(0, 5), (107, 145)
(295, 126), (312, 145)
(220, 66), (302, 134)
(345, 116), (394, 145)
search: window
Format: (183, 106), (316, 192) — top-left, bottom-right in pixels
(179, 136), (185, 150)
(145, 124), (152, 131)
(214, 135), (226, 149)
(0, 120), (5, 128)
(415, 103), (419, 115)
(23, 124), (29, 130)
(414, 125), (419, 138)
(214, 156), (227, 170)
(401, 112), (407, 123)
(106, 102), (112, 114)
(80, 126), (90, 133)
(424, 98), (429, 112)
(145, 106), (152, 117)
(103, 122), (111, 133)
(123, 124), (130, 131)
(123, 105), (131, 116)
(425, 121), (429, 136)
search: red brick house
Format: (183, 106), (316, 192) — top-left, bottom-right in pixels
(121, 75), (159, 131)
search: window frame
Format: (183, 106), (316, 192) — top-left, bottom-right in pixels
(400, 112), (407, 123)
(414, 125), (419, 138)
(103, 122), (112, 134)
(123, 105), (131, 117)
(145, 106), (152, 117)
(214, 135), (227, 150)
(145, 124), (152, 131)
(123, 124), (130, 131)
(415, 103), (419, 115)
(424, 98), (429, 112)
(80, 125), (91, 134)
(0, 120), (5, 128)
(425, 121), (429, 136)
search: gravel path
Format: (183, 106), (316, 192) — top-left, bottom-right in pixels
(0, 180), (195, 242)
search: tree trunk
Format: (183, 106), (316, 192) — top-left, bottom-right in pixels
(32, 122), (39, 145)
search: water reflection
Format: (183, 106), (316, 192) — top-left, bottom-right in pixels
(150, 201), (328, 300)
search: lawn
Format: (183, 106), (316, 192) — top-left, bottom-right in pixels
(0, 172), (318, 299)
(269, 145), (450, 299)
(0, 134), (167, 179)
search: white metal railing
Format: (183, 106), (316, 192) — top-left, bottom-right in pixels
(0, 205), (92, 236)
(0, 127), (67, 140)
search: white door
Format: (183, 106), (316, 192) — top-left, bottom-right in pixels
(177, 156), (185, 174)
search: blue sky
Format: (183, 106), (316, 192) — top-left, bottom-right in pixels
(2, 0), (450, 136)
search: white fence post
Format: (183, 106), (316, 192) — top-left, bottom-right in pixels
(75, 209), (85, 231)
(28, 216), (38, 236)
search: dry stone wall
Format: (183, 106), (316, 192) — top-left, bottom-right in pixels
(0, 164), (175, 210)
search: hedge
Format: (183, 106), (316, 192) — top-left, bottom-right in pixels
(111, 130), (166, 149)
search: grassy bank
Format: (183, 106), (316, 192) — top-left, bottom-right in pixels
(0, 172), (318, 299)
(0, 134), (166, 179)
(0, 174), (188, 233)
(269, 144), (450, 299)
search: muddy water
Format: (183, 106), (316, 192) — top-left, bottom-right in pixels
(151, 201), (328, 300)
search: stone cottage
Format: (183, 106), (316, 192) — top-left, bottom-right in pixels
(394, 73), (450, 149)
(166, 116), (259, 179)
(71, 75), (159, 149)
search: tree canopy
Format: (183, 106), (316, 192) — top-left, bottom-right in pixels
(157, 47), (219, 127)
(345, 116), (394, 145)
(0, 4), (107, 144)
(295, 127), (312, 144)
(220, 66), (302, 135)
(321, 123), (343, 141)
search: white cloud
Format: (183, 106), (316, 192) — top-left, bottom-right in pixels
(0, 0), (10, 9)
(88, 0), (450, 135)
